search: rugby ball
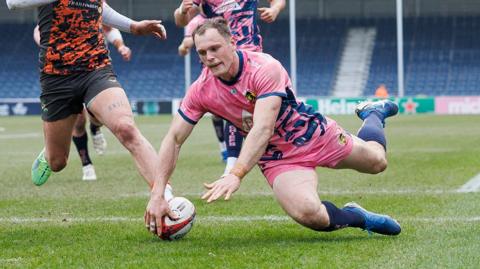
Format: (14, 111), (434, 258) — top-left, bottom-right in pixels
(160, 197), (196, 241)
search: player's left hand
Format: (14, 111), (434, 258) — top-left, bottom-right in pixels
(118, 45), (131, 61)
(131, 20), (167, 39)
(202, 174), (241, 203)
(258, 7), (279, 23)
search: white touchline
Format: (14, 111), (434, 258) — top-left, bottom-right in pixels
(120, 189), (460, 198)
(457, 173), (480, 193)
(1, 216), (480, 223)
(0, 133), (40, 139)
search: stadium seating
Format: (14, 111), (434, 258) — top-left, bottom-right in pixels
(0, 17), (479, 99)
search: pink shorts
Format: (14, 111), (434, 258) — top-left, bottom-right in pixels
(260, 118), (353, 187)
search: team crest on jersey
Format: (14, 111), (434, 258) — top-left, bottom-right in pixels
(245, 91), (256, 103)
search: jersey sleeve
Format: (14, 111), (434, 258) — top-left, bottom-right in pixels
(253, 59), (290, 100)
(185, 14), (206, 37)
(178, 80), (207, 125)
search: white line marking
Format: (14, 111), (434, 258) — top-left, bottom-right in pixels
(0, 133), (40, 139)
(458, 173), (480, 193)
(120, 189), (462, 198)
(1, 215), (479, 224)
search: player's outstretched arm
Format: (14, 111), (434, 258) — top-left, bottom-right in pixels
(258, 0), (286, 23)
(6, 0), (56, 10)
(102, 2), (166, 39)
(145, 114), (195, 237)
(202, 96), (282, 203)
(174, 0), (199, 27)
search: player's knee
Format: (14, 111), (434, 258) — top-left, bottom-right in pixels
(112, 119), (137, 144)
(292, 203), (329, 229)
(48, 155), (68, 172)
(368, 156), (387, 174)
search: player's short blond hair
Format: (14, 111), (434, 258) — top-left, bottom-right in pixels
(192, 18), (231, 43)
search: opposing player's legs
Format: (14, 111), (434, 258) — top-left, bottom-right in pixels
(89, 114), (107, 155)
(72, 109), (97, 180)
(87, 87), (159, 187)
(32, 114), (78, 186)
(211, 116), (227, 162)
(272, 169), (400, 235)
(223, 121), (243, 173)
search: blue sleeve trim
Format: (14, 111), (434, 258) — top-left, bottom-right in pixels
(178, 109), (198, 125)
(257, 92), (287, 99)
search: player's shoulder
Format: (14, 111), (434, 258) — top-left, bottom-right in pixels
(244, 51), (284, 74)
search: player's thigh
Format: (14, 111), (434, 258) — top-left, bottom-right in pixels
(87, 87), (133, 129)
(272, 169), (323, 217)
(43, 114), (78, 159)
(333, 135), (384, 173)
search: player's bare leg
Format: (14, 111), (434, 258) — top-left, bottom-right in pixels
(272, 169), (400, 235)
(32, 114), (78, 186)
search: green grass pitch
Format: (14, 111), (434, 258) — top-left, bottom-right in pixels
(1, 114), (479, 268)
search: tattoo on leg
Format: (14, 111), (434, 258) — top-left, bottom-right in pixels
(107, 101), (128, 112)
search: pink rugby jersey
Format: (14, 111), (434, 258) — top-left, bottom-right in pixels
(185, 14), (206, 37)
(193, 0), (262, 51)
(179, 50), (351, 173)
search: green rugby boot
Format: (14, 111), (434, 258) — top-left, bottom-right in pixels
(31, 149), (52, 186)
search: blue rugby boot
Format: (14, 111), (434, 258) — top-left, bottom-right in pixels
(343, 202), (401, 236)
(355, 100), (398, 126)
(31, 148), (52, 186)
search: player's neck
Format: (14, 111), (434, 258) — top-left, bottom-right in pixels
(219, 51), (240, 82)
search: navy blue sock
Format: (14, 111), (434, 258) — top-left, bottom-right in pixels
(357, 112), (387, 150)
(321, 201), (365, 231)
(89, 123), (101, 136)
(211, 117), (225, 142)
(224, 121), (243, 158)
(72, 133), (92, 166)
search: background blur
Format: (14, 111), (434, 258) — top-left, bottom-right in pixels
(0, 0), (479, 115)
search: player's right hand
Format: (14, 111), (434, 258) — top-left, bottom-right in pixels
(118, 45), (132, 61)
(202, 174), (241, 203)
(181, 0), (194, 14)
(131, 20), (167, 40)
(144, 195), (178, 237)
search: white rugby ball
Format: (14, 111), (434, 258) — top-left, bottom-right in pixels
(160, 197), (196, 241)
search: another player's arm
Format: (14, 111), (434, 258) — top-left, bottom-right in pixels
(178, 36), (194, 56)
(33, 25), (40, 46)
(102, 2), (167, 39)
(174, 0), (199, 27)
(103, 25), (132, 61)
(145, 115), (194, 236)
(202, 96), (281, 203)
(6, 0), (56, 10)
(258, 0), (286, 23)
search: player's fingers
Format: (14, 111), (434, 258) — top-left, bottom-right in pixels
(224, 189), (233, 200)
(201, 188), (214, 200)
(156, 216), (163, 237)
(149, 217), (157, 233)
(207, 187), (225, 203)
(203, 182), (215, 189)
(144, 212), (150, 229)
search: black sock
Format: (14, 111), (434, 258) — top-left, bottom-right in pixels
(72, 133), (92, 166)
(321, 201), (365, 231)
(357, 112), (387, 150)
(89, 123), (101, 136)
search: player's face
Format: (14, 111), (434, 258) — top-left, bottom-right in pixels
(195, 29), (236, 80)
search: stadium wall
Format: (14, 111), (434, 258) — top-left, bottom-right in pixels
(1, 0), (479, 22)
(2, 97), (480, 116)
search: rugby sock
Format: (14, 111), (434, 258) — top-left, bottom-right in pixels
(321, 201), (365, 231)
(357, 112), (387, 150)
(211, 117), (225, 142)
(225, 121), (243, 158)
(72, 133), (92, 166)
(89, 122), (101, 136)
